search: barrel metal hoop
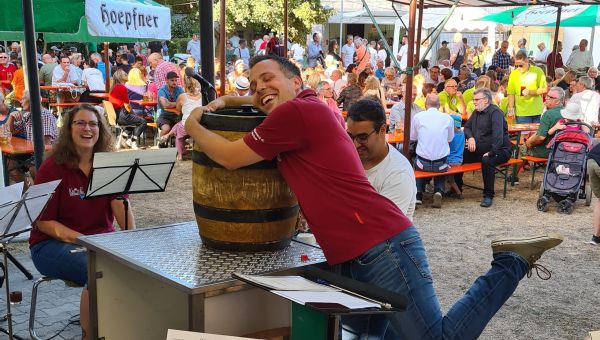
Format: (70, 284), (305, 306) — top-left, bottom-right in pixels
(200, 237), (292, 251)
(194, 203), (300, 223)
(201, 112), (266, 132)
(192, 151), (276, 170)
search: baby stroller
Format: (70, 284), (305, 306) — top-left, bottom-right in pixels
(537, 122), (593, 214)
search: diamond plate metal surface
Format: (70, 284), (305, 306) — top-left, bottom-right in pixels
(80, 222), (326, 290)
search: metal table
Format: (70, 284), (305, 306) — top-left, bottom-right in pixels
(77, 222), (326, 340)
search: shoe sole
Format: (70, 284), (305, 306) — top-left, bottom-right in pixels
(491, 233), (564, 251)
(432, 193), (442, 208)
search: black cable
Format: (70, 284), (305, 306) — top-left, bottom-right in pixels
(42, 313), (80, 340)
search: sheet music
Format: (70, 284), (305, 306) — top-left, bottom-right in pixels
(166, 329), (261, 340)
(0, 180), (61, 237)
(235, 274), (339, 292)
(0, 182), (24, 206)
(87, 149), (176, 197)
(271, 290), (380, 310)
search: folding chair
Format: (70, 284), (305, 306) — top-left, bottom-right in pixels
(102, 100), (136, 150)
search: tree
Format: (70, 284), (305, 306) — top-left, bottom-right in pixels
(214, 0), (333, 42)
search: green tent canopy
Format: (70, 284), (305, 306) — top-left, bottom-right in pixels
(0, 0), (171, 42)
(478, 5), (600, 27)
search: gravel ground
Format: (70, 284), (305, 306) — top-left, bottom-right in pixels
(13, 158), (599, 339)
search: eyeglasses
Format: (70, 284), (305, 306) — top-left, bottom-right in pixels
(72, 120), (99, 128)
(0, 56), (7, 59)
(546, 95), (559, 100)
(445, 85), (457, 88)
(473, 97), (486, 102)
(347, 130), (377, 143)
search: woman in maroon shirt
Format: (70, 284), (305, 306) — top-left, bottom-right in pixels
(29, 104), (135, 340)
(109, 69), (147, 149)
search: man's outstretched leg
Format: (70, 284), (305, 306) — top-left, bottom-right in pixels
(441, 233), (563, 339)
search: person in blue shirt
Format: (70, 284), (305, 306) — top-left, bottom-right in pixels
(157, 71), (185, 141)
(446, 114), (465, 198)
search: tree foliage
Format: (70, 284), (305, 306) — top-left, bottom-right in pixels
(214, 0), (333, 41)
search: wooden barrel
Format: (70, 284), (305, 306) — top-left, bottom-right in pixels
(192, 106), (299, 251)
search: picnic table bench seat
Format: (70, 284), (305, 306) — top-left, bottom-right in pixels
(414, 158), (523, 198)
(521, 155), (548, 189)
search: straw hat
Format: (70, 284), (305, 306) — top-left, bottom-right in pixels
(235, 76), (250, 90)
(561, 102), (584, 121)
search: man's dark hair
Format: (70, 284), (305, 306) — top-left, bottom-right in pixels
(347, 99), (386, 131)
(462, 38), (467, 44)
(249, 54), (301, 79)
(430, 65), (440, 71)
(515, 50), (528, 60)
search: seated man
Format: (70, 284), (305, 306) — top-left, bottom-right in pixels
(51, 56), (79, 85)
(411, 94), (455, 208)
(523, 87), (565, 158)
(569, 76), (600, 125)
(459, 88), (512, 208)
(346, 99), (417, 220)
(439, 79), (466, 119)
(5, 91), (57, 182)
(157, 71), (185, 140)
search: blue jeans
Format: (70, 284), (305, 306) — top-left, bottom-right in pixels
(338, 226), (528, 340)
(415, 156), (448, 194)
(30, 239), (88, 286)
(516, 115), (541, 124)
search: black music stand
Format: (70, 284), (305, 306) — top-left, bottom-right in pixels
(85, 149), (177, 230)
(0, 180), (61, 340)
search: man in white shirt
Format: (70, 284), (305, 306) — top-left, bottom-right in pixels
(411, 94), (454, 208)
(186, 34), (201, 65)
(569, 76), (600, 124)
(236, 39), (251, 67)
(425, 66), (442, 86)
(533, 42), (550, 66)
(52, 56), (79, 85)
(368, 41), (378, 68)
(346, 99), (417, 220)
(566, 39), (594, 71)
(253, 35), (263, 56)
(331, 69), (347, 98)
(397, 36), (408, 71)
(340, 35), (355, 67)
(290, 42), (305, 65)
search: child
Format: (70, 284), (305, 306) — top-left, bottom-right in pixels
(446, 114), (465, 198)
(549, 102), (590, 134)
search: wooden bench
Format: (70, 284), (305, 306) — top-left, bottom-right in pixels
(414, 158), (523, 198)
(521, 155), (548, 189)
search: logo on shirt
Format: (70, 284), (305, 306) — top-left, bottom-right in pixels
(250, 129), (264, 143)
(69, 186), (86, 198)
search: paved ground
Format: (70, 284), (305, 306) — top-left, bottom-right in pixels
(1, 237), (82, 340)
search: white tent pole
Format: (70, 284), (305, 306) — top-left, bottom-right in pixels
(591, 26), (595, 53)
(339, 0), (343, 41)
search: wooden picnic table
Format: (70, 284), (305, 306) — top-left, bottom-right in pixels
(49, 102), (95, 108)
(89, 93), (109, 99)
(40, 85), (87, 91)
(508, 123), (540, 134)
(1, 137), (52, 185)
(130, 100), (158, 107)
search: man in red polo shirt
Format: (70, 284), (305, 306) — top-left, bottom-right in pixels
(0, 51), (16, 94)
(185, 55), (563, 339)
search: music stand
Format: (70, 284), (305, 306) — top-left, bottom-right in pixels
(85, 149), (177, 230)
(0, 179), (61, 340)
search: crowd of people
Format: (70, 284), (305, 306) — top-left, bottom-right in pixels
(1, 28), (597, 339)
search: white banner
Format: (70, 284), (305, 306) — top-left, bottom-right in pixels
(513, 5), (589, 26)
(85, 0), (171, 40)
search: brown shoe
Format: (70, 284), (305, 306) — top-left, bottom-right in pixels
(491, 233), (564, 279)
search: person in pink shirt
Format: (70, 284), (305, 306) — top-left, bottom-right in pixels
(315, 80), (342, 119)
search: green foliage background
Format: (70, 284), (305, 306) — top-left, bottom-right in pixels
(157, 0), (332, 41)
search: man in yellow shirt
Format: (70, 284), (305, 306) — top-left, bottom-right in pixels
(507, 51), (547, 124)
(438, 79), (466, 119)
